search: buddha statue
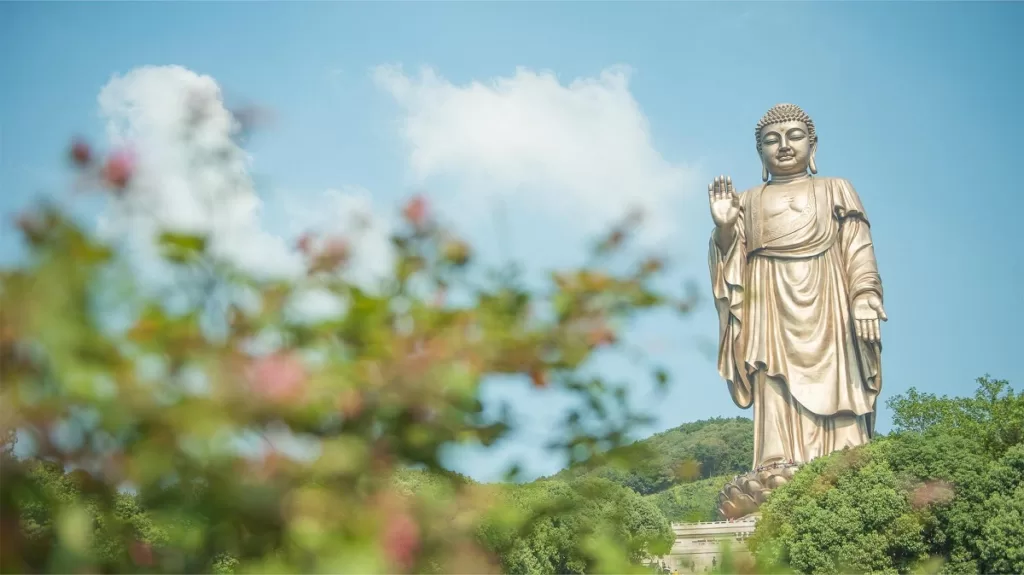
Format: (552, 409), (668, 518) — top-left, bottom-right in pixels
(709, 103), (888, 518)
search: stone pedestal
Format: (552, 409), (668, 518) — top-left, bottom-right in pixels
(717, 463), (800, 520)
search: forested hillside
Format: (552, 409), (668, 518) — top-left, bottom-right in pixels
(750, 376), (1024, 574)
(543, 417), (753, 523)
(647, 475), (733, 523)
(549, 417), (753, 495)
(389, 417), (754, 526)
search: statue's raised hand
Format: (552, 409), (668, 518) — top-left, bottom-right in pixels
(709, 175), (740, 228)
(852, 292), (888, 344)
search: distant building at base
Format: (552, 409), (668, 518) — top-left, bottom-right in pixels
(652, 518), (757, 573)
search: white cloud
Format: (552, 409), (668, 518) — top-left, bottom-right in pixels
(96, 65), (302, 280)
(94, 65), (393, 315)
(373, 65), (696, 242)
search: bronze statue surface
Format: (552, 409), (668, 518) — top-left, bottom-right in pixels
(709, 103), (887, 518)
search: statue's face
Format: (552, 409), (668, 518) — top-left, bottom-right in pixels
(759, 120), (813, 177)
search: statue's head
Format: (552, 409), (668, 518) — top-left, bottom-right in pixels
(755, 103), (818, 182)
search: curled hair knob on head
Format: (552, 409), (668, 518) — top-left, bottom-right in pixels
(755, 103), (817, 154)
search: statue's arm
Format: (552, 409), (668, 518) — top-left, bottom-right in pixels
(835, 180), (883, 302)
(711, 190), (747, 258)
(709, 203), (746, 304)
(708, 204), (752, 407)
(714, 218), (739, 253)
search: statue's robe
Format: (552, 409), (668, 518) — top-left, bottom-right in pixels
(708, 176), (883, 469)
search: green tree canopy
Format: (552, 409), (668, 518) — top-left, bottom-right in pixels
(479, 477), (674, 574)
(552, 417), (753, 496)
(749, 377), (1024, 575)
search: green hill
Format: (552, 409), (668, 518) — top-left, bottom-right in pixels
(547, 417), (753, 496)
(392, 417), (752, 522)
(647, 474), (733, 523)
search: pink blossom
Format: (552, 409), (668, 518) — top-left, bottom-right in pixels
(246, 353), (308, 404)
(382, 512), (421, 571)
(312, 236), (350, 272)
(102, 148), (136, 191)
(69, 137), (92, 167)
(402, 195), (428, 228)
(295, 232), (315, 255)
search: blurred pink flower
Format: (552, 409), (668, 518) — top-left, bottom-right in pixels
(246, 352), (308, 404)
(402, 194), (428, 228)
(295, 232), (315, 255)
(102, 148), (136, 191)
(382, 511), (420, 571)
(311, 236), (351, 272)
(69, 137), (92, 167)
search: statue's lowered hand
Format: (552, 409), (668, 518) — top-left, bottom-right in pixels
(852, 292), (887, 344)
(709, 175), (741, 228)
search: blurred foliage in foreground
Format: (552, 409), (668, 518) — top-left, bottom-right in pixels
(0, 130), (692, 573)
(743, 376), (1024, 575)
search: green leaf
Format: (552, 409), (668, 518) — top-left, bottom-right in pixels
(158, 232), (208, 262)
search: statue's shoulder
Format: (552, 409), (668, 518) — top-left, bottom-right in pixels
(815, 176), (858, 191)
(810, 175), (841, 184)
(816, 176), (868, 215)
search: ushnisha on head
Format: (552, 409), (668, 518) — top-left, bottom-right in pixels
(755, 103), (818, 182)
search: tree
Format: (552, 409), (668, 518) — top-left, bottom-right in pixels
(887, 376), (1024, 458)
(0, 117), (693, 572)
(478, 477), (674, 574)
(649, 475), (733, 523)
(748, 377), (1023, 575)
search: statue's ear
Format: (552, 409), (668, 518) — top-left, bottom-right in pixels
(809, 141), (818, 175)
(761, 160), (769, 182)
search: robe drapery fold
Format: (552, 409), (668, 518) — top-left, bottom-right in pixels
(709, 177), (883, 467)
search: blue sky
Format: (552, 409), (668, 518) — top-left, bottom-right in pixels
(2, 2), (1022, 482)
